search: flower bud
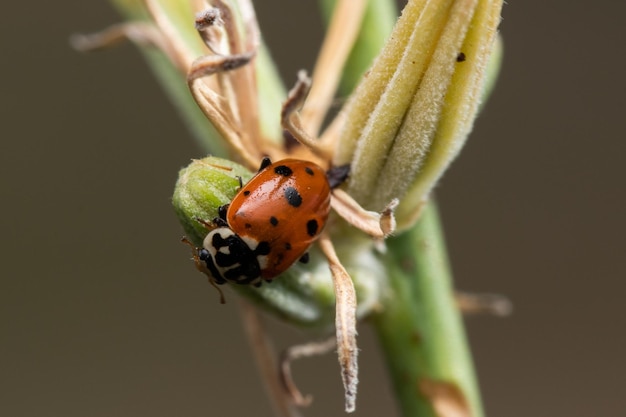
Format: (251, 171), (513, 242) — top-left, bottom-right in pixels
(335, 0), (503, 230)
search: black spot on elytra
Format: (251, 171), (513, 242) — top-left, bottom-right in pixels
(255, 241), (271, 255)
(245, 223), (252, 229)
(270, 216), (278, 226)
(274, 165), (293, 177)
(243, 190), (251, 196)
(284, 186), (302, 207)
(305, 166), (314, 176)
(285, 242), (292, 250)
(306, 219), (319, 237)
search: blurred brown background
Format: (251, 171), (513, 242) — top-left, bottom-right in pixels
(2, 1), (625, 416)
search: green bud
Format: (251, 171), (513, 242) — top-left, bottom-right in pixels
(172, 156), (384, 328)
(172, 156), (253, 246)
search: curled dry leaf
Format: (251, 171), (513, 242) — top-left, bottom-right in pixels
(318, 233), (358, 413)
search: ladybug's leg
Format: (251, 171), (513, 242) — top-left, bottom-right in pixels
(326, 164), (351, 189)
(218, 204), (230, 222)
(194, 217), (214, 230)
(195, 205), (228, 228)
(298, 252), (310, 264)
(258, 157), (272, 172)
(181, 237), (208, 276)
(195, 215), (227, 229)
(213, 217), (228, 228)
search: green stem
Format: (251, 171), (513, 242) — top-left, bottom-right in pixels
(317, 2), (485, 414)
(373, 202), (483, 417)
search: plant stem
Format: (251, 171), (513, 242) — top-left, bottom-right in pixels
(373, 201), (483, 417)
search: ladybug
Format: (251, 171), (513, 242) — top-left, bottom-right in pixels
(197, 157), (333, 287)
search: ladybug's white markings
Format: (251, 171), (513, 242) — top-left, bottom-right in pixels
(256, 254), (269, 271)
(241, 235), (261, 252)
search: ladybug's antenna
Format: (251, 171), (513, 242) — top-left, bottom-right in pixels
(181, 236), (226, 304)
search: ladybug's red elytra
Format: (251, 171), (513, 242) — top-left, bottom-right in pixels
(197, 158), (332, 287)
